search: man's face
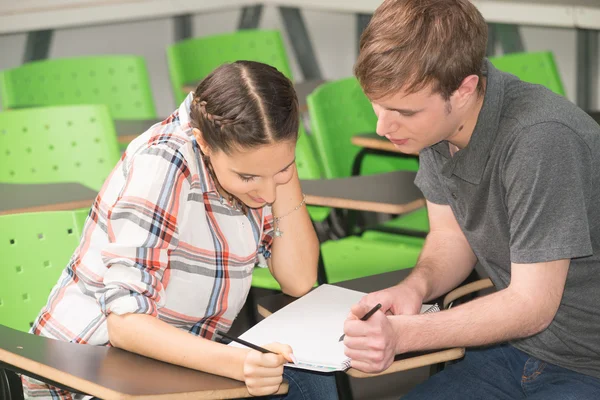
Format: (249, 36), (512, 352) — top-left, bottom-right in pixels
(371, 86), (461, 154)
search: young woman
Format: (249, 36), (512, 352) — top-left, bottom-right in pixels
(23, 61), (338, 400)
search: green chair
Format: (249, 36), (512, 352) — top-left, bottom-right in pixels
(0, 105), (121, 191)
(489, 51), (565, 96)
(0, 210), (87, 332)
(322, 233), (424, 283)
(307, 77), (427, 236)
(307, 77), (419, 179)
(252, 232), (424, 291)
(167, 29), (293, 104)
(0, 55), (157, 120)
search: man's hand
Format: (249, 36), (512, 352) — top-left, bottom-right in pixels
(343, 303), (398, 373)
(358, 283), (424, 316)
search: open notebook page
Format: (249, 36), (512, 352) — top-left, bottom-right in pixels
(230, 284), (438, 373)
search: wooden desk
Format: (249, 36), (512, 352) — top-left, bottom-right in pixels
(0, 324), (288, 399)
(182, 80), (325, 114)
(114, 118), (165, 145)
(351, 133), (419, 156)
(257, 269), (465, 379)
(0, 183), (97, 216)
(301, 171), (425, 214)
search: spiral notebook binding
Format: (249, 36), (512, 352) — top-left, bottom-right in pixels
(423, 303), (440, 314)
(342, 359), (352, 370)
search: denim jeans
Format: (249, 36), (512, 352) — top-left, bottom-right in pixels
(264, 367), (338, 400)
(403, 344), (600, 399)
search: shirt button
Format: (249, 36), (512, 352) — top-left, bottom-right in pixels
(451, 192), (458, 199)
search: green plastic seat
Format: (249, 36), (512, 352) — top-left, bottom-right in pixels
(379, 207), (430, 235)
(252, 232), (424, 290)
(167, 29), (294, 104)
(307, 77), (419, 179)
(489, 51), (565, 96)
(0, 105), (121, 191)
(0, 210), (88, 332)
(321, 234), (424, 284)
(0, 55), (157, 120)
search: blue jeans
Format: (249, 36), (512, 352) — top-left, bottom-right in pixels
(403, 344), (600, 399)
(265, 367), (338, 400)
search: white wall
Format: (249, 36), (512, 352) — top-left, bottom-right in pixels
(0, 5), (597, 116)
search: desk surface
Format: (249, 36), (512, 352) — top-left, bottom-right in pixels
(257, 269), (465, 378)
(351, 133), (420, 156)
(114, 118), (165, 145)
(301, 171), (425, 214)
(0, 183), (97, 216)
(1, 171), (423, 216)
(0, 324), (288, 399)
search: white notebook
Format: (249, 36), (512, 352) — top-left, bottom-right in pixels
(230, 284), (439, 373)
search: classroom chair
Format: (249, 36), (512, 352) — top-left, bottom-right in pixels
(307, 76), (419, 178)
(489, 51), (565, 96)
(167, 29), (294, 104)
(0, 210), (87, 333)
(307, 77), (428, 236)
(0, 104), (121, 191)
(0, 55), (157, 120)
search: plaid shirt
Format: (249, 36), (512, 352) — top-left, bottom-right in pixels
(23, 93), (275, 399)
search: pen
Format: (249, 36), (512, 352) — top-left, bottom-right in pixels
(216, 330), (299, 365)
(339, 303), (382, 342)
(216, 330), (275, 354)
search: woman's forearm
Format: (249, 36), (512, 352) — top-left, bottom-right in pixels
(269, 170), (319, 296)
(107, 313), (249, 380)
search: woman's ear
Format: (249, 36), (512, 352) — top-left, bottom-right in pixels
(192, 128), (211, 155)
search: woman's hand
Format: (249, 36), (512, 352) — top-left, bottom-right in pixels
(243, 342), (295, 396)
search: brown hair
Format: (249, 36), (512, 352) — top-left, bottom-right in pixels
(190, 61), (299, 154)
(355, 0), (488, 101)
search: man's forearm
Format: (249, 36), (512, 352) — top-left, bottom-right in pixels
(403, 230), (477, 302)
(391, 286), (551, 353)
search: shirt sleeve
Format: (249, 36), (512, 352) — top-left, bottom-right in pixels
(97, 145), (190, 316)
(256, 206), (274, 268)
(503, 123), (593, 263)
(414, 147), (450, 205)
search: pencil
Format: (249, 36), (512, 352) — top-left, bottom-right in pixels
(339, 303), (383, 342)
(216, 330), (275, 354)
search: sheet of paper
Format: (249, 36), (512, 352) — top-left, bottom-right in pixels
(231, 284), (439, 372)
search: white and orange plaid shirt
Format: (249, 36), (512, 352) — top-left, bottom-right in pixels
(23, 93), (275, 399)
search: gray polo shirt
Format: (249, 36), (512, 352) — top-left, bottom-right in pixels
(415, 60), (600, 378)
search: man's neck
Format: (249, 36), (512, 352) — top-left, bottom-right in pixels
(448, 91), (485, 153)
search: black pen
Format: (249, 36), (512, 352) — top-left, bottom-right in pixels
(216, 330), (274, 354)
(339, 303), (383, 342)
(216, 330), (299, 364)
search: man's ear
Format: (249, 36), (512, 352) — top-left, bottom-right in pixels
(452, 74), (480, 109)
(192, 128), (211, 155)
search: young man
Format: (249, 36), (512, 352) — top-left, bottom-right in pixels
(342, 0), (600, 398)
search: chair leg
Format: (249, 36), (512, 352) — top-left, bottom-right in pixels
(245, 288), (259, 326)
(0, 368), (24, 400)
(334, 372), (354, 400)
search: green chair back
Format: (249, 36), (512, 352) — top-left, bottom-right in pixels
(0, 55), (157, 120)
(489, 51), (565, 96)
(0, 210), (87, 332)
(0, 55), (156, 120)
(0, 105), (121, 191)
(307, 77), (419, 179)
(167, 29), (293, 104)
